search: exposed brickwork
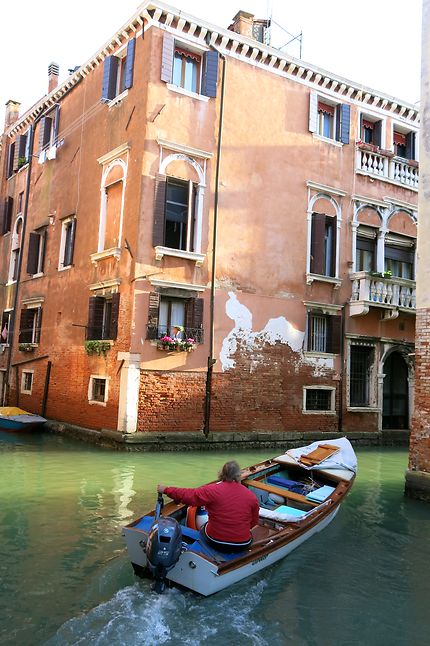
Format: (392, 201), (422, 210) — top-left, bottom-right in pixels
(138, 339), (341, 434)
(409, 308), (430, 472)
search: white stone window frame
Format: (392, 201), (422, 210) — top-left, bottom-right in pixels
(156, 141), (211, 264)
(309, 91), (343, 147)
(306, 185), (343, 287)
(21, 369), (34, 395)
(346, 338), (379, 411)
(94, 145), (129, 261)
(32, 227), (47, 278)
(167, 36), (208, 101)
(58, 215), (76, 271)
(302, 386), (336, 415)
(7, 216), (23, 285)
(21, 298), (44, 345)
(88, 374), (110, 406)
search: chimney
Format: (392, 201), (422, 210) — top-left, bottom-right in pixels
(48, 62), (60, 93)
(228, 11), (254, 39)
(4, 100), (20, 130)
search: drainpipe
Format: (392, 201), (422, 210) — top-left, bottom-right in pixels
(2, 113), (42, 406)
(338, 304), (346, 433)
(203, 49), (226, 437)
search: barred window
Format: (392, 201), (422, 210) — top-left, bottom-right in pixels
(350, 346), (374, 406)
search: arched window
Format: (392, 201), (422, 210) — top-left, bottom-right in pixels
(98, 159), (126, 253)
(8, 217), (23, 282)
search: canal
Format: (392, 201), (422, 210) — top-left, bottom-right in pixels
(0, 431), (429, 646)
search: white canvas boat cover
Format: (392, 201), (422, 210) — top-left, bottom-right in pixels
(276, 437), (357, 475)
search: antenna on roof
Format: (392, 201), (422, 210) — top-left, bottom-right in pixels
(267, 1), (303, 59)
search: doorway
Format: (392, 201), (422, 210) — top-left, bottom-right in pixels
(382, 351), (409, 429)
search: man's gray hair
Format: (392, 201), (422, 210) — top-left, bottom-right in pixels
(218, 460), (241, 483)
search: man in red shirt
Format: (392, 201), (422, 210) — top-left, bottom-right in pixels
(157, 461), (260, 553)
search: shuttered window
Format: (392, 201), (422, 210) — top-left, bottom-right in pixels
(307, 313), (341, 354)
(146, 292), (204, 343)
(19, 307), (42, 344)
(310, 213), (336, 277)
(160, 33), (218, 98)
(101, 38), (136, 102)
(6, 142), (15, 178)
(360, 116), (382, 147)
(153, 176), (196, 252)
(26, 230), (47, 276)
(309, 91), (350, 144)
(1, 197), (14, 235)
(87, 293), (120, 341)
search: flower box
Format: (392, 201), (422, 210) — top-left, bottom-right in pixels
(157, 336), (196, 352)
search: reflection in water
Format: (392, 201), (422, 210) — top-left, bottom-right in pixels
(0, 434), (429, 646)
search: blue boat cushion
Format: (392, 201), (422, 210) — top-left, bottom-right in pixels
(305, 485), (336, 502)
(274, 505), (307, 518)
(187, 540), (247, 561)
(267, 475), (308, 495)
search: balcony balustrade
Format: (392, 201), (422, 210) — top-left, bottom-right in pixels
(356, 144), (419, 189)
(350, 271), (416, 317)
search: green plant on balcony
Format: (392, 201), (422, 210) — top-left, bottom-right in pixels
(17, 156), (27, 169)
(18, 343), (35, 352)
(84, 340), (111, 356)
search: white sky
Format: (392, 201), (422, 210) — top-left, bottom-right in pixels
(1, 0), (422, 126)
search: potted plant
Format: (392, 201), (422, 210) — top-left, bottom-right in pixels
(85, 340), (111, 356)
(18, 343), (35, 352)
(17, 156), (27, 169)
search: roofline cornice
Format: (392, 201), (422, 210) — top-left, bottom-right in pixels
(3, 0), (419, 139)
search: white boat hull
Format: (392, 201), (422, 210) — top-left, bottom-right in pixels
(123, 506), (339, 596)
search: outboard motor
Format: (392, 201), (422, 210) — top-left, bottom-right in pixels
(145, 494), (182, 593)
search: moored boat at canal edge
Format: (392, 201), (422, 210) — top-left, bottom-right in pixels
(123, 438), (356, 596)
(0, 407), (47, 431)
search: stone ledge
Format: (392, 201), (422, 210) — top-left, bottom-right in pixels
(405, 469), (430, 502)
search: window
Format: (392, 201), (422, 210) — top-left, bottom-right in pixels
(310, 213), (336, 277)
(17, 192), (24, 214)
(1, 197), (14, 235)
(89, 376), (108, 404)
(21, 371), (33, 395)
(147, 292), (204, 343)
(87, 293), (120, 341)
(384, 246), (414, 279)
(303, 387), (335, 413)
(393, 129), (416, 160)
(360, 116), (382, 147)
(309, 91), (350, 144)
(59, 217), (76, 269)
(356, 237), (375, 272)
(38, 105), (60, 158)
(153, 177), (196, 252)
(1, 311), (11, 344)
(6, 142), (15, 178)
(307, 313), (341, 354)
(172, 47), (201, 93)
(160, 34), (219, 98)
(350, 345), (374, 407)
(101, 38), (136, 102)
(27, 229), (47, 276)
(19, 306), (43, 345)
(8, 217), (22, 282)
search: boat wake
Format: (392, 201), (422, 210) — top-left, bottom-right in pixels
(46, 577), (273, 645)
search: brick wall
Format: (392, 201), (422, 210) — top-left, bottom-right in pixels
(409, 308), (430, 472)
(138, 339), (340, 434)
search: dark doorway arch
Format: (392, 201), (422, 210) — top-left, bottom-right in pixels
(383, 351), (409, 429)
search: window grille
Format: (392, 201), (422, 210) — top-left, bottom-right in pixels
(308, 314), (327, 352)
(305, 389), (332, 411)
(350, 346), (374, 406)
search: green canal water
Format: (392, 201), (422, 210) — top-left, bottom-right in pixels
(0, 431), (429, 646)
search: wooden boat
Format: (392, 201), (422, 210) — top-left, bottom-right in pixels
(122, 437), (356, 596)
(0, 407), (47, 431)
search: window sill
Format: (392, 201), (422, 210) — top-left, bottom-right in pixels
(306, 273), (341, 288)
(154, 246), (205, 266)
(107, 89), (129, 108)
(313, 134), (343, 148)
(31, 272), (44, 279)
(302, 409), (336, 415)
(347, 406), (379, 413)
(303, 351), (337, 358)
(166, 84), (210, 102)
(90, 248), (121, 264)
(58, 264), (72, 272)
(88, 400), (107, 407)
(5, 280), (17, 287)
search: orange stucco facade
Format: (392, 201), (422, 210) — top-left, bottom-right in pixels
(0, 3), (419, 439)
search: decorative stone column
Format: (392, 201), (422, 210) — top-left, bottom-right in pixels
(405, 0), (430, 502)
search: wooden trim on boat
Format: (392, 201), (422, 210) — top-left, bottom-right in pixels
(242, 479), (319, 507)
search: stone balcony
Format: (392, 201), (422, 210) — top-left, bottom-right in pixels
(356, 144), (419, 190)
(350, 271), (416, 318)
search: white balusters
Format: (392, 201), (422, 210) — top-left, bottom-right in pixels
(351, 272), (416, 313)
(358, 146), (419, 188)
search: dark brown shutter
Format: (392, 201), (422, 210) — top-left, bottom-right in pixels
(327, 315), (342, 354)
(19, 309), (34, 343)
(109, 292), (120, 340)
(152, 174), (166, 246)
(14, 134), (28, 169)
(35, 307), (43, 343)
(7, 143), (15, 177)
(406, 132), (416, 160)
(373, 120), (382, 148)
(2, 197), (13, 235)
(87, 296), (105, 340)
(185, 298), (204, 343)
(160, 33), (174, 83)
(53, 105), (60, 144)
(65, 218), (76, 266)
(39, 117), (53, 151)
(310, 213), (326, 275)
(0, 201), (4, 235)
(40, 230), (47, 273)
(147, 292), (160, 339)
(124, 38), (136, 90)
(26, 232), (40, 275)
(13, 139), (20, 172)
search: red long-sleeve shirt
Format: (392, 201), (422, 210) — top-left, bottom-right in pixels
(165, 481), (260, 542)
